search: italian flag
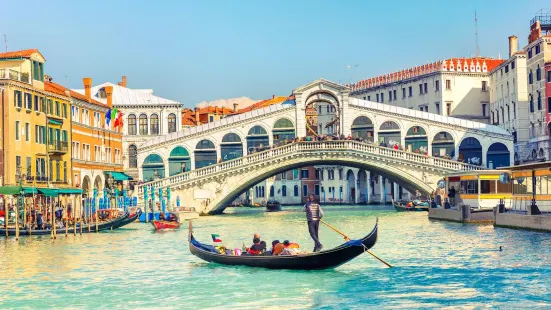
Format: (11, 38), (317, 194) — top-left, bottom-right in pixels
(211, 234), (222, 243)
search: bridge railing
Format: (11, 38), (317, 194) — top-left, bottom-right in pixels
(136, 140), (481, 196)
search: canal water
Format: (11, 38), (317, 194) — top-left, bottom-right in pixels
(1, 205), (550, 309)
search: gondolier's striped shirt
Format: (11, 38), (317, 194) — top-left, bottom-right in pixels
(305, 203), (322, 221)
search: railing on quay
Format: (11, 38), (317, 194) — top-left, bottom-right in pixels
(136, 140), (482, 196)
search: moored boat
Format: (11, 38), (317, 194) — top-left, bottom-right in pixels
(392, 199), (429, 212)
(188, 219), (378, 270)
(152, 220), (181, 230)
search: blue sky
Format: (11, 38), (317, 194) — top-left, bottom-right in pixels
(2, 0), (548, 107)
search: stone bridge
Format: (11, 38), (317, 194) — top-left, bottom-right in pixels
(135, 79), (513, 214)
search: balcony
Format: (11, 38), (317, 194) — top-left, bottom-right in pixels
(0, 69), (30, 84)
(48, 140), (68, 154)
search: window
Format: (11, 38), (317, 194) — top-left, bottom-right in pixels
(314, 185), (320, 196)
(496, 111), (500, 124)
(24, 93), (32, 109)
(26, 157), (31, 175)
(419, 84), (423, 94)
(303, 185), (308, 197)
(339, 168), (343, 180)
(128, 114), (137, 135)
(547, 70), (551, 83)
(402, 88), (406, 98)
(56, 160), (60, 181)
(445, 79), (451, 90)
(393, 90), (397, 101)
(513, 102), (517, 119)
(62, 103), (67, 118)
(537, 92), (542, 110)
(209, 115), (214, 122)
(294, 185), (299, 197)
(511, 61), (515, 70)
(55, 101), (60, 116)
(482, 81), (487, 91)
(435, 80), (440, 91)
(530, 95), (534, 113)
(14, 90), (22, 108)
(529, 70), (533, 84)
(129, 145), (137, 168)
(139, 114), (148, 135)
(408, 86), (412, 97)
(446, 102), (451, 116)
(435, 103), (440, 115)
(168, 113), (177, 133)
(424, 83), (428, 94)
(505, 64), (509, 73)
(94, 146), (100, 162)
(36, 158), (45, 179)
(482, 103), (487, 117)
(301, 169), (309, 179)
(25, 123), (30, 141)
(501, 107), (505, 123)
(282, 185), (287, 197)
(63, 161), (67, 182)
(507, 105), (511, 121)
(537, 65), (541, 81)
(528, 48), (532, 59)
(15, 121), (20, 140)
(367, 96), (370, 101)
(150, 114), (159, 135)
(47, 99), (53, 114)
(380, 93), (384, 102)
(280, 172), (287, 180)
(328, 169), (334, 180)
(115, 149), (121, 164)
(536, 44), (540, 54)
(16, 156), (21, 169)
(49, 160), (53, 181)
(376, 94), (379, 102)
(33, 95), (39, 111)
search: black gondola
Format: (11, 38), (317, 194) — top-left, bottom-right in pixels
(265, 200), (281, 212)
(188, 219), (378, 270)
(392, 199), (429, 212)
(0, 210), (140, 236)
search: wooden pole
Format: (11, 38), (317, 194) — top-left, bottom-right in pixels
(88, 198), (91, 232)
(15, 197), (19, 241)
(4, 196), (8, 238)
(52, 198), (56, 239)
(319, 219), (392, 268)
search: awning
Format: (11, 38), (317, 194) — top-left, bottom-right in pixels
(38, 188), (59, 197)
(107, 171), (133, 181)
(48, 119), (63, 125)
(22, 187), (38, 195)
(58, 188), (83, 194)
(0, 186), (23, 195)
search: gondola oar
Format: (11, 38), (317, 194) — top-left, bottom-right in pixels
(319, 219), (392, 268)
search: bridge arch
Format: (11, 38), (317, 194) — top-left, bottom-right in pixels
(486, 142), (510, 169)
(221, 132), (243, 161)
(431, 131), (455, 157)
(351, 116), (374, 142)
(246, 125), (269, 154)
(194, 139), (217, 169)
(378, 120), (401, 145)
(405, 125), (428, 153)
(458, 137), (482, 165)
(168, 146), (191, 176)
(272, 118), (295, 145)
(142, 153), (165, 181)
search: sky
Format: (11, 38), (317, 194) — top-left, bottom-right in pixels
(2, 0), (549, 107)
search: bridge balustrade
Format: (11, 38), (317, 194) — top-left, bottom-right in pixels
(136, 140), (482, 196)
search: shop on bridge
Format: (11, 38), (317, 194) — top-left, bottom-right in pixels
(351, 116), (374, 142)
(458, 137), (483, 165)
(377, 121), (401, 146)
(486, 142), (510, 169)
(221, 133), (243, 161)
(432, 131), (455, 158)
(247, 125), (269, 154)
(404, 126), (428, 153)
(168, 146), (191, 176)
(142, 154), (165, 182)
(195, 139), (217, 169)
(272, 118), (295, 145)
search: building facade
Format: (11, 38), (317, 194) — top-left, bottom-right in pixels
(350, 57), (504, 124)
(0, 49), (73, 190)
(489, 36), (530, 165)
(47, 79), (124, 198)
(74, 77), (182, 180)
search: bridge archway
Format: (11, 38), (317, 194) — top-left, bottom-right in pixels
(143, 154), (165, 181)
(195, 139), (217, 169)
(378, 121), (401, 145)
(405, 125), (428, 153)
(432, 131), (455, 157)
(351, 116), (374, 142)
(459, 137), (482, 165)
(272, 118), (295, 145)
(247, 125), (269, 154)
(221, 133), (243, 161)
(346, 169), (356, 203)
(357, 170), (368, 203)
(168, 146), (191, 176)
(304, 90), (341, 136)
(486, 142), (510, 169)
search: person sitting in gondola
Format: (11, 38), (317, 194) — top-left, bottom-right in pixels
(248, 237), (266, 255)
(271, 240), (284, 256)
(159, 212), (167, 221)
(279, 240), (301, 255)
(168, 213), (179, 222)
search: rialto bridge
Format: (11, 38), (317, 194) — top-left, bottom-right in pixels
(136, 79), (513, 214)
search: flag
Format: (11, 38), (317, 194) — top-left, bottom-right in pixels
(211, 234), (222, 243)
(112, 107), (118, 119)
(114, 111), (123, 128)
(105, 109), (112, 127)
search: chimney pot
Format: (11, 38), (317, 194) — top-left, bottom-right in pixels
(233, 103), (238, 112)
(195, 107), (201, 125)
(508, 35), (518, 58)
(121, 76), (127, 87)
(272, 95), (275, 99)
(83, 77), (92, 100)
(105, 85), (113, 108)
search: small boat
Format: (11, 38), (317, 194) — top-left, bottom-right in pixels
(0, 210), (140, 236)
(265, 200), (281, 212)
(152, 220), (181, 230)
(392, 199), (429, 212)
(188, 219), (378, 270)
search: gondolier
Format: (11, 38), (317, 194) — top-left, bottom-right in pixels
(304, 194), (323, 252)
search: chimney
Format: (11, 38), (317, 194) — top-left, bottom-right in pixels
(272, 95), (275, 99)
(508, 35), (518, 57)
(105, 85), (113, 108)
(83, 77), (92, 100)
(194, 107), (201, 125)
(121, 75), (127, 87)
(233, 102), (238, 112)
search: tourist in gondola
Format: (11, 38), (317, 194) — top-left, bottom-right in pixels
(248, 237), (265, 255)
(304, 194), (324, 252)
(271, 240), (284, 256)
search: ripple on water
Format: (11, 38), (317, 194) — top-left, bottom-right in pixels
(0, 205), (550, 309)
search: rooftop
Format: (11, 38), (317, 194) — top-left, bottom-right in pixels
(0, 48), (44, 60)
(45, 80), (106, 107)
(74, 82), (180, 106)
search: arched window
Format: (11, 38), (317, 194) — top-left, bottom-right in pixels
(128, 145), (137, 168)
(269, 186), (274, 197)
(282, 185), (287, 197)
(221, 133), (243, 161)
(142, 154), (164, 181)
(150, 114), (159, 135)
(168, 146), (190, 176)
(529, 69), (533, 84)
(294, 185), (299, 197)
(537, 65), (541, 81)
(537, 91), (542, 110)
(168, 113), (177, 133)
(273, 118), (295, 144)
(351, 116), (374, 142)
(194, 139), (217, 169)
(247, 125), (269, 154)
(128, 114), (137, 135)
(139, 114), (148, 135)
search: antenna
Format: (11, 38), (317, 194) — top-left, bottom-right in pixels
(474, 10), (479, 58)
(4, 34), (7, 52)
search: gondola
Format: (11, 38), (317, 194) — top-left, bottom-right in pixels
(392, 199), (429, 212)
(151, 220), (181, 230)
(265, 200), (281, 212)
(0, 210), (137, 236)
(188, 219), (378, 270)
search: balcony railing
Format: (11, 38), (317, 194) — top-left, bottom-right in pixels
(0, 69), (30, 83)
(48, 140), (68, 153)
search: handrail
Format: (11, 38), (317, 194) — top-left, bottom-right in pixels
(136, 140), (481, 195)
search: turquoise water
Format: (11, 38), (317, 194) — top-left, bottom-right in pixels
(1, 205), (550, 309)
